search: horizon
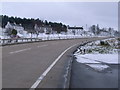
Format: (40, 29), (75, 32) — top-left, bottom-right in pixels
(1, 2), (118, 30)
(1, 14), (117, 30)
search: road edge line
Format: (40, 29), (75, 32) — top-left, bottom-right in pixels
(30, 43), (80, 89)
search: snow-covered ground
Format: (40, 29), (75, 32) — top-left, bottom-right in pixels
(0, 32), (89, 39)
(0, 33), (84, 39)
(0, 32), (95, 44)
(74, 38), (119, 72)
(75, 54), (118, 64)
(0, 35), (4, 39)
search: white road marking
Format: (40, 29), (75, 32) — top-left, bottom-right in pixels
(9, 48), (31, 54)
(9, 44), (47, 54)
(30, 43), (80, 89)
(4, 44), (27, 47)
(37, 45), (48, 48)
(51, 42), (59, 45)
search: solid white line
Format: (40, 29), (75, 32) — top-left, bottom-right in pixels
(30, 43), (80, 89)
(37, 45), (48, 48)
(9, 48), (31, 54)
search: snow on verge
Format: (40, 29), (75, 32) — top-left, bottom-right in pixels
(86, 64), (109, 71)
(74, 54), (110, 71)
(74, 53), (118, 71)
(75, 54), (118, 64)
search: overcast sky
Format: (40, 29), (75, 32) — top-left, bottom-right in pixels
(2, 2), (118, 30)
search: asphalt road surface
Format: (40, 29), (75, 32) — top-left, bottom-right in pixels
(2, 37), (107, 88)
(70, 60), (119, 88)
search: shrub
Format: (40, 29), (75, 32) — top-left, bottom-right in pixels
(100, 41), (110, 46)
(11, 29), (17, 35)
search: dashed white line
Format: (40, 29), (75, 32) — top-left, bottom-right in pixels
(9, 44), (48, 54)
(51, 42), (59, 45)
(9, 48), (31, 54)
(30, 43), (80, 89)
(37, 45), (48, 48)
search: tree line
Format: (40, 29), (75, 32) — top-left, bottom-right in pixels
(90, 24), (118, 36)
(0, 15), (67, 33)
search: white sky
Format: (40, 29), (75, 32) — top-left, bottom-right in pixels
(1, 2), (118, 30)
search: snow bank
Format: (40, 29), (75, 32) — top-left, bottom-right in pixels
(75, 54), (100, 64)
(74, 54), (111, 71)
(75, 54), (118, 64)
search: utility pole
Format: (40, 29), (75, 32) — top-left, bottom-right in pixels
(86, 24), (87, 31)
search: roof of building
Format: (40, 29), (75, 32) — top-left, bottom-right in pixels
(68, 27), (83, 29)
(7, 22), (23, 27)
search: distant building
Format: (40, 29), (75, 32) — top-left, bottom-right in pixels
(5, 22), (25, 34)
(44, 26), (53, 34)
(67, 26), (84, 35)
(5, 22), (27, 37)
(34, 24), (53, 34)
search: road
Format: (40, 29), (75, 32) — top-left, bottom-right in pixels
(2, 37), (107, 88)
